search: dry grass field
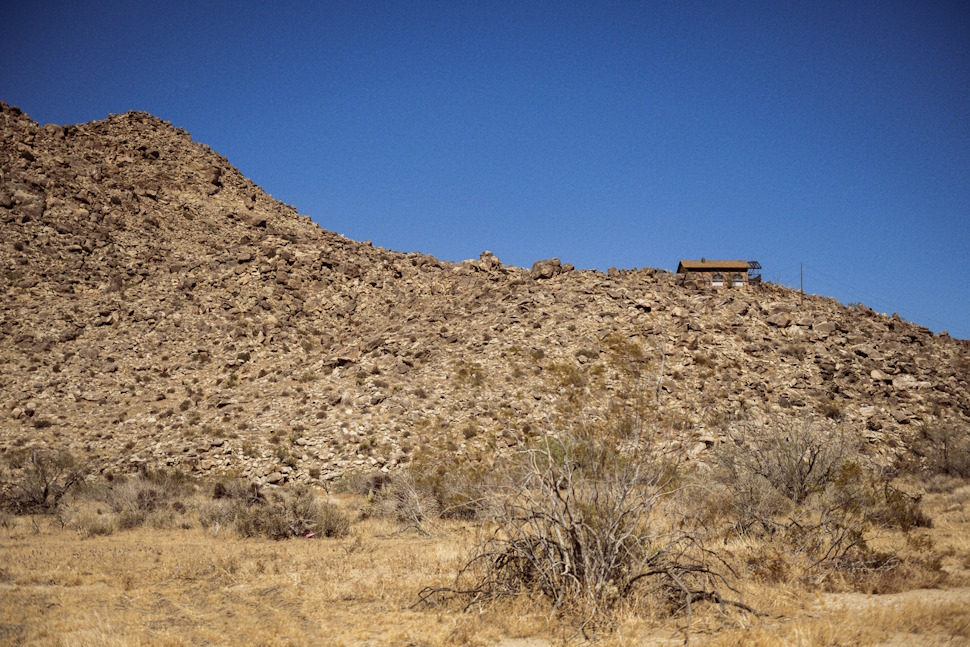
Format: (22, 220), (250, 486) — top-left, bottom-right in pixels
(1, 460), (969, 646)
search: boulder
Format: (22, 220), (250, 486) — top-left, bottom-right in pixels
(813, 321), (839, 335)
(871, 369), (892, 383)
(767, 312), (792, 328)
(530, 258), (562, 280)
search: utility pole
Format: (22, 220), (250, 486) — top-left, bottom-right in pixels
(800, 262), (804, 304)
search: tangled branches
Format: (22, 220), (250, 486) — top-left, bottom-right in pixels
(418, 433), (753, 631)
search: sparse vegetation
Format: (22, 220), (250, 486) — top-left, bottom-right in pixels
(2, 100), (969, 645)
(454, 360), (486, 388)
(369, 456), (491, 527)
(0, 415), (967, 644)
(0, 448), (86, 513)
(781, 341), (808, 360)
(202, 483), (350, 540)
(417, 432), (755, 635)
(708, 417), (935, 583)
(908, 421), (970, 478)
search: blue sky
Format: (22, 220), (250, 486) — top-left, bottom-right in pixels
(2, 1), (968, 338)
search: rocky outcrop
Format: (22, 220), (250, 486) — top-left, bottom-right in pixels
(2, 101), (968, 486)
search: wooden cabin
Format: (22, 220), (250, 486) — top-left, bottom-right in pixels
(676, 259), (761, 288)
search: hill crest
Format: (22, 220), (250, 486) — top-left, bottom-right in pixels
(2, 101), (968, 484)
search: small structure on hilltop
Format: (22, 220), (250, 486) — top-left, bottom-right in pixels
(677, 258), (761, 288)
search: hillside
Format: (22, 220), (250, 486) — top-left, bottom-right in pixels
(2, 101), (968, 485)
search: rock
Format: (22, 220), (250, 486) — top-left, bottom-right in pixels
(530, 258), (562, 280)
(478, 250), (501, 270)
(767, 312), (792, 328)
(892, 374), (919, 390)
(0, 100), (965, 487)
(813, 321), (839, 335)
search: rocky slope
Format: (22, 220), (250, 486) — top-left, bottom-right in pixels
(2, 101), (968, 484)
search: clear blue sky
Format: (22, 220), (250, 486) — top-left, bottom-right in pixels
(3, 1), (968, 338)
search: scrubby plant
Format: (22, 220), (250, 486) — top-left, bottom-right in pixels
(76, 511), (117, 537)
(84, 467), (194, 530)
(370, 457), (491, 528)
(0, 448), (86, 513)
(201, 482), (349, 540)
(781, 342), (808, 360)
(455, 361), (486, 388)
(709, 417), (932, 577)
(908, 421), (970, 478)
(419, 433), (750, 633)
(819, 398), (844, 421)
(718, 417), (852, 505)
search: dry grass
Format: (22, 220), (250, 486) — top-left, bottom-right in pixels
(0, 506), (560, 646)
(707, 593), (970, 646)
(0, 474), (968, 645)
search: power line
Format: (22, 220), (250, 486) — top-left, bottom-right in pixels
(799, 262), (949, 332)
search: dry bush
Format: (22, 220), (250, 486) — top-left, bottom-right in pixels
(367, 470), (440, 530)
(200, 482), (350, 540)
(420, 433), (751, 633)
(907, 421), (970, 478)
(83, 468), (194, 530)
(334, 470), (392, 497)
(0, 448), (86, 513)
(718, 417), (852, 505)
(710, 417), (931, 580)
(370, 458), (491, 528)
(74, 511), (117, 537)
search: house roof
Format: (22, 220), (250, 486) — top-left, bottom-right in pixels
(676, 259), (752, 273)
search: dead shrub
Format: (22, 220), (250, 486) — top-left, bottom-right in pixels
(371, 458), (491, 528)
(867, 482), (931, 531)
(211, 478), (258, 501)
(711, 417), (932, 578)
(201, 483), (349, 540)
(419, 433), (751, 632)
(908, 422), (970, 478)
(85, 468), (194, 530)
(718, 417), (852, 505)
(0, 448), (86, 513)
(850, 541), (948, 594)
(820, 398), (844, 421)
(368, 470), (439, 529)
(335, 471), (391, 497)
(77, 512), (117, 537)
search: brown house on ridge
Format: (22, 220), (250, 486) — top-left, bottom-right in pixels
(676, 258), (761, 288)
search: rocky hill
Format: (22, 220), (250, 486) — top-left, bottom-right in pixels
(2, 101), (968, 485)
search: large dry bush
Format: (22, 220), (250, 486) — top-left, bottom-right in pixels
(200, 481), (350, 540)
(907, 421), (970, 478)
(421, 433), (751, 632)
(709, 417), (930, 578)
(0, 448), (86, 513)
(86, 468), (194, 530)
(366, 457), (492, 530)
